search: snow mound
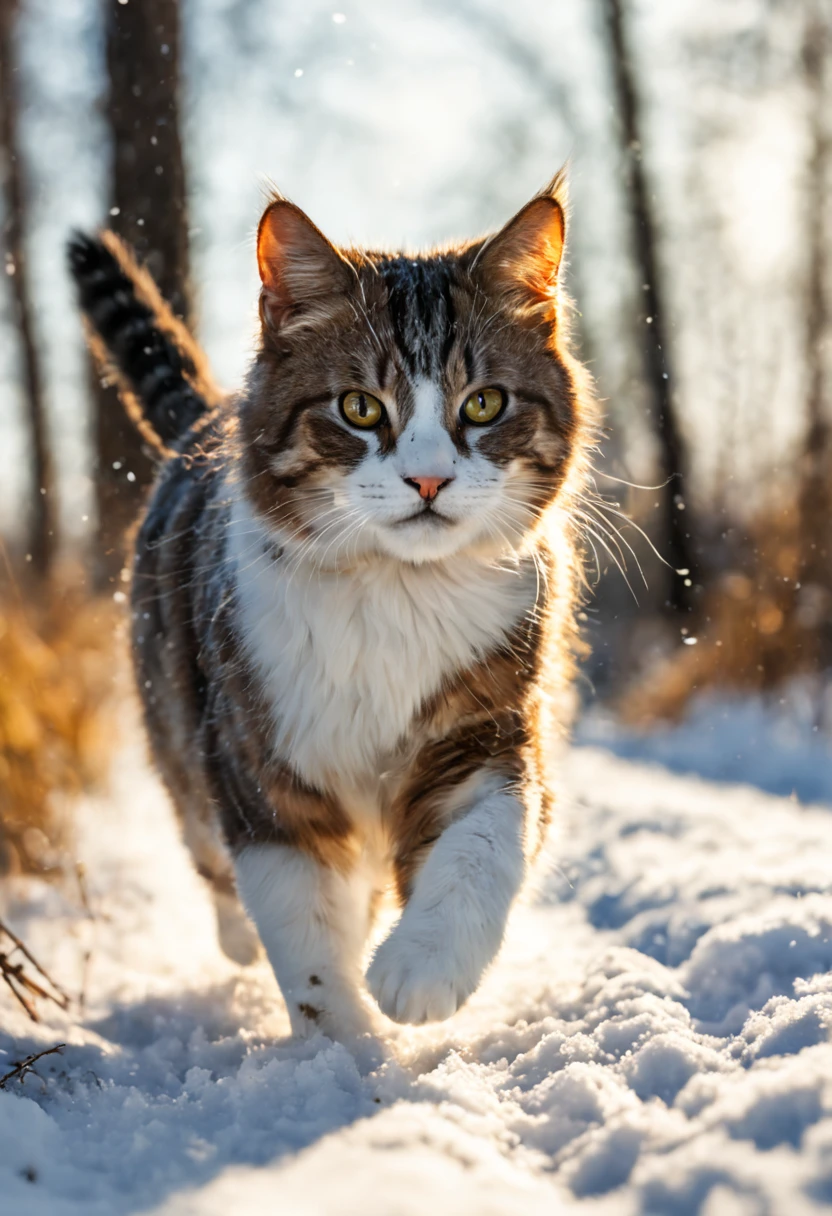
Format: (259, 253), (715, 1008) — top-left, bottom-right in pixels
(578, 688), (832, 806)
(1, 738), (832, 1215)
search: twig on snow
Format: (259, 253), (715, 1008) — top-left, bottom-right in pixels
(0, 1043), (65, 1090)
(0, 918), (69, 1022)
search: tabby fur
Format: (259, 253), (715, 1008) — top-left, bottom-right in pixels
(68, 172), (597, 1038)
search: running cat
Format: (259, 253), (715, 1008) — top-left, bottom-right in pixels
(68, 172), (596, 1039)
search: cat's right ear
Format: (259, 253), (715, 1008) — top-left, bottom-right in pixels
(469, 170), (567, 321)
(257, 198), (352, 333)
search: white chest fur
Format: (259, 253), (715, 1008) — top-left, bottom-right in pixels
(228, 496), (535, 788)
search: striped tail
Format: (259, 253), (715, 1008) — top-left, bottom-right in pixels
(67, 230), (221, 452)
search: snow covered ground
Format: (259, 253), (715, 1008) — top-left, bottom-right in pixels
(2, 705), (832, 1215)
(578, 686), (832, 807)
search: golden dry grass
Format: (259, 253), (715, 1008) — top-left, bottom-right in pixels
(621, 500), (829, 725)
(0, 569), (122, 875)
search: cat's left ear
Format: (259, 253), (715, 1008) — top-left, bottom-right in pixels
(471, 171), (566, 314)
(257, 195), (353, 334)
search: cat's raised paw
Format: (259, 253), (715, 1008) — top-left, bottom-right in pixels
(366, 926), (469, 1025)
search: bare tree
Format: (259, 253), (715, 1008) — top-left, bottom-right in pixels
(93, 0), (191, 586)
(797, 0), (832, 666)
(601, 0), (698, 615)
(0, 0), (55, 577)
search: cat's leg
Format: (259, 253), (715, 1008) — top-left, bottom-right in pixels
(367, 775), (526, 1024)
(177, 796), (262, 965)
(213, 883), (261, 966)
(234, 844), (376, 1039)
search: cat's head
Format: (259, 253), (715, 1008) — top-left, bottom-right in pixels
(240, 172), (592, 566)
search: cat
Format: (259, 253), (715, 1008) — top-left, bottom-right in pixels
(68, 171), (596, 1040)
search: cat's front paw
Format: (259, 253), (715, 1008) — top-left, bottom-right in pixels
(366, 917), (472, 1025)
(287, 980), (377, 1042)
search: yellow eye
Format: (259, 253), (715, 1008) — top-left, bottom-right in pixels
(462, 387), (506, 425)
(340, 390), (384, 429)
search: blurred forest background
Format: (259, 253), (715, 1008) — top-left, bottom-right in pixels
(0, 0), (831, 882)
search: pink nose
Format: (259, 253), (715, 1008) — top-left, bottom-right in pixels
(404, 476), (453, 501)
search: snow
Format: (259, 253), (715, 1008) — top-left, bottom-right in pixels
(2, 702), (832, 1214)
(578, 687), (832, 806)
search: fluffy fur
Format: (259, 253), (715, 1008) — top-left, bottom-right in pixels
(68, 172), (597, 1037)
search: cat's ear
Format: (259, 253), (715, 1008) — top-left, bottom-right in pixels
(471, 172), (567, 315)
(257, 197), (352, 333)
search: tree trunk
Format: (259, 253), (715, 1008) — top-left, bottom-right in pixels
(0, 0), (56, 578)
(797, 0), (832, 666)
(602, 0), (698, 615)
(93, 0), (191, 587)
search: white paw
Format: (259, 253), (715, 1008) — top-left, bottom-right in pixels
(366, 918), (472, 1025)
(286, 974), (377, 1042)
(215, 892), (262, 966)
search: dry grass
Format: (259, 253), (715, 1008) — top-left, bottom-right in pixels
(0, 1044), (66, 1090)
(0, 917), (69, 1021)
(0, 566), (122, 875)
(621, 500), (830, 724)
